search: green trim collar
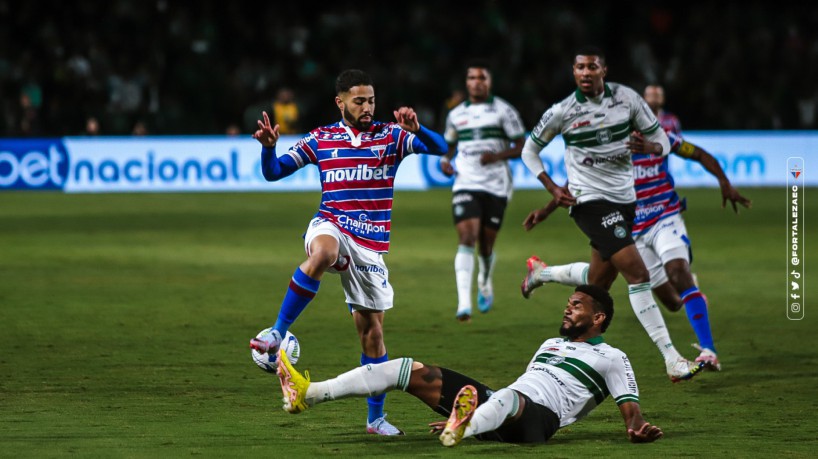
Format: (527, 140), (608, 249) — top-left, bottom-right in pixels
(571, 336), (605, 345)
(574, 84), (612, 103)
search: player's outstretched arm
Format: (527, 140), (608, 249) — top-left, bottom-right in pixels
(682, 142), (752, 213)
(626, 131), (663, 155)
(395, 106), (447, 155)
(618, 402), (663, 443)
(254, 111), (299, 181)
(440, 144), (457, 176)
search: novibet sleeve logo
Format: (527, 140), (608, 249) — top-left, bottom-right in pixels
(0, 140), (69, 190)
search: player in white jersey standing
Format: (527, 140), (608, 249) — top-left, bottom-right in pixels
(440, 60), (526, 321)
(519, 46), (703, 382)
(275, 284), (663, 446)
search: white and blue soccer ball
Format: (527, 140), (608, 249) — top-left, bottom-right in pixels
(251, 328), (300, 373)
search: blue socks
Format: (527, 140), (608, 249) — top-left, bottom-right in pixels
(361, 352), (389, 423)
(681, 286), (715, 351)
(273, 267), (320, 336)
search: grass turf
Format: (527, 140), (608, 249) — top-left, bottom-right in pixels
(1, 188), (816, 457)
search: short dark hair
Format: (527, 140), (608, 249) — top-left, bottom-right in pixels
(465, 58), (492, 74)
(575, 284), (614, 332)
(335, 69), (373, 94)
(574, 46), (606, 65)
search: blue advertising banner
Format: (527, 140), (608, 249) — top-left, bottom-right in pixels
(1, 132), (815, 192)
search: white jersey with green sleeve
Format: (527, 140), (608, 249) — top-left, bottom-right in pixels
(507, 336), (639, 428)
(529, 83), (662, 204)
(444, 96), (526, 198)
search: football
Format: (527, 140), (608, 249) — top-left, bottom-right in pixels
(251, 328), (301, 373)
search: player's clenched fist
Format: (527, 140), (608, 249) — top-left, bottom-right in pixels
(393, 107), (419, 133)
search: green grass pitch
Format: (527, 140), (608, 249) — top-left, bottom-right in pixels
(1, 188), (816, 457)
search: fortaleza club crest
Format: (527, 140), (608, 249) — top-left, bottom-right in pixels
(791, 164), (802, 179)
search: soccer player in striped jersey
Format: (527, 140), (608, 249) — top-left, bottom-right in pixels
(519, 47), (704, 383)
(276, 285), (663, 446)
(629, 128), (750, 369)
(521, 87), (751, 371)
(440, 60), (526, 321)
(249, 69), (447, 435)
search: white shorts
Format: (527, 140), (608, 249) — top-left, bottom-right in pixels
(304, 217), (394, 311)
(635, 214), (691, 288)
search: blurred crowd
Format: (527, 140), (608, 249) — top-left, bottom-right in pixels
(2, 1), (816, 137)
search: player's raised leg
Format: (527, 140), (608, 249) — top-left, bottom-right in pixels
(521, 256), (589, 298)
(250, 234), (337, 354)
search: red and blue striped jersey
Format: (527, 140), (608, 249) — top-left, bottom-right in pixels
(658, 110), (682, 136)
(283, 120), (425, 253)
(632, 130), (684, 237)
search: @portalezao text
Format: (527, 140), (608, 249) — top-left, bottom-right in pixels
(787, 157), (804, 320)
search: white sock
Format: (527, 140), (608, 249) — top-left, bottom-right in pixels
(477, 252), (496, 287)
(628, 283), (681, 362)
(462, 388), (519, 439)
(541, 262), (589, 286)
(455, 245), (475, 314)
(305, 358), (414, 406)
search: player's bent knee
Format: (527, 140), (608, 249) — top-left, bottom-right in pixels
(621, 268), (650, 285)
(309, 249), (337, 267)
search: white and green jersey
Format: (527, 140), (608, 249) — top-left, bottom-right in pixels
(507, 336), (639, 428)
(444, 96), (526, 198)
(529, 83), (662, 204)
